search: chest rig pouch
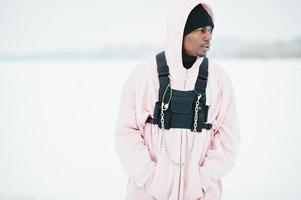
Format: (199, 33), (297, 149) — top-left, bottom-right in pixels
(146, 51), (212, 132)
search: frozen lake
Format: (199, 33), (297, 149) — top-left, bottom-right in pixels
(0, 58), (300, 200)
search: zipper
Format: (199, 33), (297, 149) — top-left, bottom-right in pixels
(183, 69), (188, 90)
(177, 130), (183, 200)
(177, 69), (188, 200)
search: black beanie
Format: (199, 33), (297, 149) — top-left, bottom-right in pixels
(183, 4), (214, 36)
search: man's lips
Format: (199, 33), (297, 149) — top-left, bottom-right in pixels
(200, 44), (210, 50)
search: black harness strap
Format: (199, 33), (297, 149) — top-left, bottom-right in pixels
(156, 51), (171, 103)
(194, 57), (209, 96)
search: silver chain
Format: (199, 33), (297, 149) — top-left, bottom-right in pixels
(193, 94), (202, 132)
(160, 84), (202, 167)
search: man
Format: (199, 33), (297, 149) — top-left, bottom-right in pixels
(115, 0), (240, 199)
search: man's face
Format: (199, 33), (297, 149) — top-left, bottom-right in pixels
(182, 26), (213, 57)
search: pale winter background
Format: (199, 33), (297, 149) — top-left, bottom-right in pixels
(0, 0), (301, 200)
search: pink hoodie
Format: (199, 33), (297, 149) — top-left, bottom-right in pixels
(115, 1), (240, 199)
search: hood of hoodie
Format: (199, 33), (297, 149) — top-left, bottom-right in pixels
(164, 0), (214, 90)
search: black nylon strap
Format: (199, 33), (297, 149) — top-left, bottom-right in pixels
(156, 51), (171, 102)
(146, 116), (212, 130)
(156, 51), (169, 77)
(194, 57), (209, 95)
(156, 52), (209, 101)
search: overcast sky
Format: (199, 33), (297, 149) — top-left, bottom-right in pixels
(0, 0), (300, 54)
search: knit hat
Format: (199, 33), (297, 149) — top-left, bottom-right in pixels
(183, 4), (214, 36)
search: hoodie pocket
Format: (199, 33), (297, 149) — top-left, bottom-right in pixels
(147, 151), (177, 200)
(202, 181), (220, 200)
(185, 165), (205, 200)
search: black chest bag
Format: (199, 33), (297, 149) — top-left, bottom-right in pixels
(146, 51), (212, 132)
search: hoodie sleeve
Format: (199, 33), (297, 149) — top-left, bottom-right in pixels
(199, 69), (240, 191)
(115, 69), (156, 188)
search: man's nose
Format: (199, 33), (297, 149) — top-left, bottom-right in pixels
(203, 30), (212, 41)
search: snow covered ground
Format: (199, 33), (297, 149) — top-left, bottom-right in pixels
(0, 58), (300, 200)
